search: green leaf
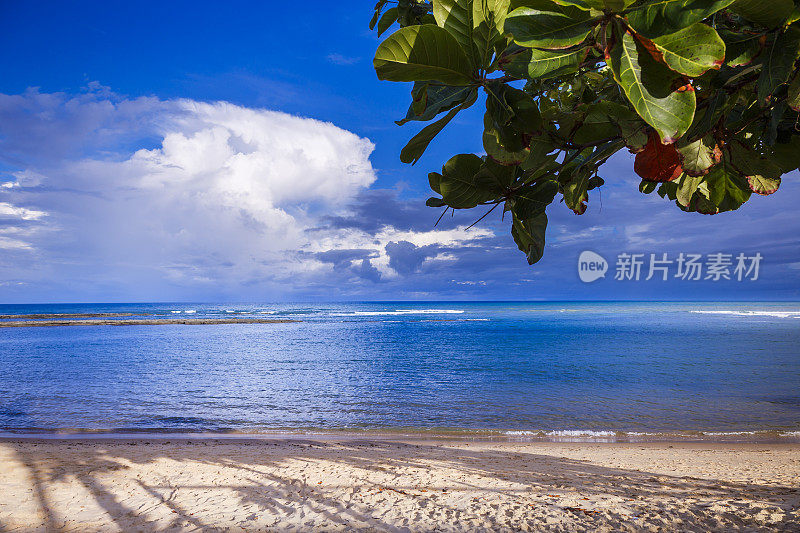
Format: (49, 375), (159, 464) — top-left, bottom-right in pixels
(702, 164), (752, 212)
(674, 173), (704, 206)
(397, 83), (475, 125)
(561, 166), (593, 213)
(684, 88), (737, 141)
(650, 23), (725, 77)
(757, 26), (800, 103)
(429, 172), (443, 193)
(501, 46), (588, 79)
(639, 180), (658, 193)
(512, 180), (559, 218)
(473, 0), (512, 66)
(374, 25), (476, 85)
(434, 0), (479, 66)
(609, 29), (696, 143)
(718, 29), (764, 67)
(585, 101), (649, 150)
(769, 136), (800, 172)
(571, 107), (620, 144)
(729, 0), (794, 28)
(476, 156), (518, 188)
(626, 0), (735, 39)
(676, 137), (720, 176)
(746, 175), (781, 195)
(438, 154), (500, 208)
(370, 0), (389, 30)
(426, 197), (447, 207)
(400, 90), (478, 164)
(787, 72), (800, 111)
(511, 211), (548, 264)
(484, 120), (530, 164)
(377, 7), (399, 37)
(727, 140), (783, 185)
(505, 6), (594, 49)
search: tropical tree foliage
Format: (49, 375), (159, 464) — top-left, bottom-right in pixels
(370, 0), (800, 264)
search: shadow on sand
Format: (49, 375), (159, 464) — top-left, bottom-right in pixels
(1, 436), (798, 532)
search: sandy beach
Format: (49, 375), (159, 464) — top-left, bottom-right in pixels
(0, 438), (797, 532)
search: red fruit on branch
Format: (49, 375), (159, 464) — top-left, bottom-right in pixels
(634, 132), (683, 182)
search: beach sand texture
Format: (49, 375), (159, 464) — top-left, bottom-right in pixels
(0, 439), (797, 532)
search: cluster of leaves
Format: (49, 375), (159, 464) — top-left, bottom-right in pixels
(370, 0), (800, 264)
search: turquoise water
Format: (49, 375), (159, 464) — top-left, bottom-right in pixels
(0, 302), (799, 438)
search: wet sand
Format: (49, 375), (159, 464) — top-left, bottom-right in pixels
(0, 438), (797, 531)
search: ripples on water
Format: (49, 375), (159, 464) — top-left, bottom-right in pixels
(0, 302), (798, 439)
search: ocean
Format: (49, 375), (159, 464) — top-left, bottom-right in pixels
(1, 302), (799, 440)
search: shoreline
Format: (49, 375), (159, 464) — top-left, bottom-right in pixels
(2, 427), (799, 444)
(1, 437), (797, 531)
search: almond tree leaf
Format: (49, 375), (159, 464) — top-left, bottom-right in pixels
(511, 211), (548, 264)
(634, 131), (684, 181)
(769, 136), (800, 172)
(476, 156), (518, 189)
(549, 0), (599, 9)
(729, 0), (794, 28)
(788, 73), (800, 111)
(675, 173), (704, 206)
(639, 180), (658, 193)
(703, 164), (751, 212)
(396, 83), (474, 125)
(676, 136), (721, 176)
(439, 153), (499, 208)
(650, 23), (725, 77)
(473, 0), (511, 67)
(561, 167), (593, 213)
(609, 29), (696, 143)
(757, 26), (800, 103)
(374, 25), (476, 85)
(501, 46), (589, 79)
(727, 140), (783, 187)
(377, 7), (399, 37)
(434, 0), (479, 66)
(512, 180), (559, 218)
(747, 175), (781, 195)
(589, 101), (649, 151)
(400, 90), (478, 164)
(484, 123), (530, 164)
(718, 29), (764, 67)
(505, 6), (593, 49)
(626, 0), (735, 39)
(370, 0), (389, 30)
(429, 172), (443, 194)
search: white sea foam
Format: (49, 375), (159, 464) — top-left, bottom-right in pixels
(337, 309), (465, 317)
(170, 310), (181, 314)
(690, 310), (800, 318)
(504, 430), (616, 437)
(185, 310), (196, 314)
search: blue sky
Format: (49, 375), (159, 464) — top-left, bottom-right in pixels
(0, 0), (798, 302)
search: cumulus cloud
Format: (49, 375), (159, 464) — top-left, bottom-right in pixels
(1, 86), (797, 302)
(0, 87), (495, 300)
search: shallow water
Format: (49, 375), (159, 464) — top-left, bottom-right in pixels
(0, 302), (798, 438)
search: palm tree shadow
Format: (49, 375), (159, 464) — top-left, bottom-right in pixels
(2, 437), (798, 531)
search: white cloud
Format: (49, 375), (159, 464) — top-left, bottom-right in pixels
(0, 202), (47, 220)
(0, 88), (493, 298)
